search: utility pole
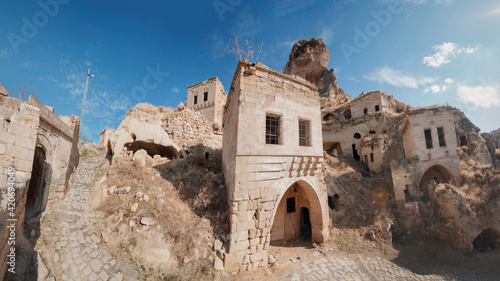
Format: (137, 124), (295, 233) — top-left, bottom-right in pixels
(80, 69), (94, 145)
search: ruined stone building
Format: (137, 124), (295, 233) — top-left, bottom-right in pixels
(222, 60), (329, 272)
(322, 90), (461, 206)
(0, 94), (79, 278)
(99, 127), (115, 146)
(186, 76), (227, 127)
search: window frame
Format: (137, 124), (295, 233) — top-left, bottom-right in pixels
(194, 95), (198, 105)
(298, 118), (311, 147)
(265, 113), (282, 145)
(286, 197), (296, 213)
(203, 92), (208, 102)
(424, 129), (433, 149)
(375, 105), (380, 112)
(437, 127), (446, 147)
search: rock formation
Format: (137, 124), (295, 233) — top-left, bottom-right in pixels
(0, 83), (7, 96)
(284, 38), (351, 108)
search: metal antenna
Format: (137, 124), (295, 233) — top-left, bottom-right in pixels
(80, 68), (94, 144)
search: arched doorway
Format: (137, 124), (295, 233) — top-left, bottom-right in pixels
(270, 181), (324, 243)
(418, 165), (453, 202)
(26, 146), (47, 220)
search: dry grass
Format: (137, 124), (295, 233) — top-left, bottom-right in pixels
(94, 151), (229, 280)
(80, 143), (106, 160)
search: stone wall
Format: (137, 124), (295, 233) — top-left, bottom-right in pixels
(186, 77), (227, 127)
(0, 95), (80, 280)
(223, 60), (329, 272)
(99, 128), (115, 146)
(0, 96), (40, 279)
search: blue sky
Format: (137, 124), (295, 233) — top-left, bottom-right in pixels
(1, 0), (499, 141)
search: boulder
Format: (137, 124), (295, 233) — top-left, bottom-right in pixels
(116, 186), (131, 194)
(284, 38), (350, 107)
(214, 256), (224, 271)
(140, 217), (155, 226)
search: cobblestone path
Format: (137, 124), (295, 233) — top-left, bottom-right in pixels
(38, 155), (138, 281)
(283, 252), (500, 281)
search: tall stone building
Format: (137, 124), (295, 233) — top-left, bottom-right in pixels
(186, 76), (227, 127)
(222, 60), (329, 272)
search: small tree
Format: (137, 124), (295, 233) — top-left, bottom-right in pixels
(9, 84), (34, 101)
(225, 35), (264, 62)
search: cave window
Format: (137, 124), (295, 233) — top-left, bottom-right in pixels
(364, 155), (368, 165)
(375, 105), (380, 112)
(286, 197), (296, 213)
(266, 114), (281, 145)
(323, 113), (334, 121)
(194, 95), (198, 105)
(437, 127), (446, 147)
(369, 130), (376, 135)
(328, 194), (339, 210)
(204, 92), (208, 102)
(364, 108), (368, 115)
(352, 144), (360, 161)
(460, 136), (467, 146)
(370, 153), (374, 162)
(205, 152), (209, 160)
(404, 185), (411, 202)
(424, 129), (433, 149)
(353, 133), (361, 139)
(343, 109), (351, 120)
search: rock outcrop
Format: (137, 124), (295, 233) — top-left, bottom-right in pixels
(0, 83), (7, 96)
(284, 38), (350, 108)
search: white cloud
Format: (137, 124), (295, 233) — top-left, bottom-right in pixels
(364, 66), (435, 89)
(457, 85), (500, 109)
(84, 60), (92, 67)
(422, 42), (479, 68)
(445, 78), (454, 84)
(172, 87), (180, 93)
(425, 84), (448, 93)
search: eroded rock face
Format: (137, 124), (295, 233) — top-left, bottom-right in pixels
(284, 38), (351, 108)
(0, 83), (7, 96)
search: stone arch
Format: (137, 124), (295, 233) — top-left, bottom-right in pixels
(36, 133), (52, 156)
(418, 165), (454, 201)
(124, 140), (179, 159)
(270, 180), (326, 244)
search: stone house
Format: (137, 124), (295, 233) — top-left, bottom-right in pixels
(186, 76), (227, 127)
(99, 128), (115, 146)
(222, 60), (329, 272)
(0, 94), (79, 279)
(322, 90), (405, 172)
(322, 90), (461, 207)
(392, 107), (461, 204)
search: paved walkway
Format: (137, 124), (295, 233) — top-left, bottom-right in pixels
(282, 252), (500, 281)
(39, 155), (137, 281)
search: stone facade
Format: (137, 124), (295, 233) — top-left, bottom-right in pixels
(223, 60), (329, 272)
(99, 128), (115, 146)
(393, 107), (461, 204)
(0, 95), (79, 279)
(186, 77), (227, 127)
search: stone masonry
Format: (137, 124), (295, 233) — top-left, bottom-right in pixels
(0, 94), (79, 280)
(222, 60), (329, 272)
(186, 76), (227, 127)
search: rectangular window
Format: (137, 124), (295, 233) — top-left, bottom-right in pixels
(298, 119), (311, 146)
(204, 92), (208, 101)
(364, 155), (368, 164)
(194, 95), (198, 105)
(364, 108), (368, 115)
(266, 114), (281, 145)
(370, 153), (374, 162)
(375, 105), (380, 112)
(424, 129), (433, 149)
(437, 127), (446, 147)
(286, 197), (296, 213)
